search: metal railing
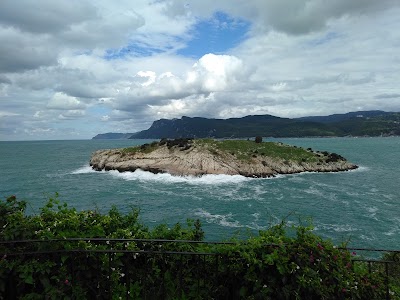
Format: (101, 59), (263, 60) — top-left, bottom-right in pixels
(1, 239), (399, 299)
(342, 246), (400, 300)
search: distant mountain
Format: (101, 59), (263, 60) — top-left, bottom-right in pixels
(92, 133), (135, 139)
(129, 115), (340, 138)
(328, 112), (400, 136)
(296, 110), (391, 123)
(92, 111), (400, 139)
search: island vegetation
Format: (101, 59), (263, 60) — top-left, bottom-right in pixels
(1, 195), (399, 299)
(90, 138), (358, 177)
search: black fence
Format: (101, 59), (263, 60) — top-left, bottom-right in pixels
(1, 239), (399, 299)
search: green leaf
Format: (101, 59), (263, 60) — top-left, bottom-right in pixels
(22, 273), (34, 285)
(61, 255), (68, 264)
(240, 286), (248, 297)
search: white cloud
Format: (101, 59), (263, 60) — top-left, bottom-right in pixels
(0, 111), (20, 118)
(177, 0), (399, 35)
(47, 92), (86, 110)
(0, 27), (58, 72)
(136, 71), (157, 87)
(0, 0), (96, 34)
(111, 53), (246, 115)
(1, 1), (400, 140)
(58, 110), (86, 120)
(187, 54), (245, 91)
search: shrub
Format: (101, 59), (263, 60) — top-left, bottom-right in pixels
(0, 195), (397, 299)
(255, 136), (263, 143)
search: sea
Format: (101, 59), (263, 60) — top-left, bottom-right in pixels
(0, 137), (399, 250)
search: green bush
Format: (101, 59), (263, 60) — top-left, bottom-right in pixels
(0, 195), (398, 299)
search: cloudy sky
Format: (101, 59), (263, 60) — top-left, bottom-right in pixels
(1, 0), (400, 140)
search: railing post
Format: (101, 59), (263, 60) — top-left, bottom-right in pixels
(215, 254), (219, 296)
(385, 262), (390, 300)
(196, 254), (200, 295)
(143, 252), (148, 300)
(202, 254), (206, 292)
(70, 251), (74, 296)
(124, 253), (130, 300)
(108, 251), (112, 300)
(179, 253), (183, 295)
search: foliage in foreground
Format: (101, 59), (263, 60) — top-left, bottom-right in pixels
(0, 195), (399, 299)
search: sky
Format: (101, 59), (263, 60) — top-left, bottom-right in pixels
(1, 1), (400, 140)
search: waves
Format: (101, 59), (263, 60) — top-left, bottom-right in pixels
(351, 165), (369, 173)
(109, 169), (250, 185)
(70, 165), (250, 185)
(70, 165), (96, 174)
(3, 138), (400, 252)
(69, 163), (369, 185)
(66, 159), (398, 249)
(194, 209), (242, 228)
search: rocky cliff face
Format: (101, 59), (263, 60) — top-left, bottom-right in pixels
(90, 139), (358, 178)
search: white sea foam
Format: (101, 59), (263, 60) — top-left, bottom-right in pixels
(70, 165), (96, 174)
(194, 209), (242, 228)
(383, 226), (400, 236)
(107, 169), (250, 185)
(366, 206), (378, 213)
(252, 212), (260, 221)
(362, 206), (379, 221)
(351, 166), (369, 172)
(384, 230), (396, 236)
(249, 213), (267, 230)
(318, 222), (359, 233)
(359, 234), (375, 241)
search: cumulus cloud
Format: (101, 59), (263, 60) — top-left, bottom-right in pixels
(58, 110), (86, 120)
(0, 0), (96, 34)
(187, 54), (246, 91)
(113, 53), (247, 114)
(0, 27), (58, 72)
(1, 0), (400, 140)
(177, 0), (400, 35)
(136, 71), (157, 87)
(47, 92), (86, 110)
(250, 0), (399, 34)
(60, 9), (145, 49)
(0, 75), (11, 85)
(0, 1), (146, 74)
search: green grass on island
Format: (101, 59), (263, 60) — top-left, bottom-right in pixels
(196, 138), (319, 162)
(120, 138), (336, 164)
(121, 140), (160, 155)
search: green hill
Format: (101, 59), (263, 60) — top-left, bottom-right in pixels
(129, 111), (400, 139)
(92, 111), (400, 139)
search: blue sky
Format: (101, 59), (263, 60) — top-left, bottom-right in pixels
(0, 0), (400, 140)
(104, 11), (250, 60)
(178, 12), (250, 57)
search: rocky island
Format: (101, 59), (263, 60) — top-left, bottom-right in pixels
(90, 138), (358, 178)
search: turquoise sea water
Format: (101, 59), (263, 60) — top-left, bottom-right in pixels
(0, 137), (399, 249)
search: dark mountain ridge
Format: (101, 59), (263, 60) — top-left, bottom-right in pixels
(297, 110), (392, 123)
(92, 110), (400, 139)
